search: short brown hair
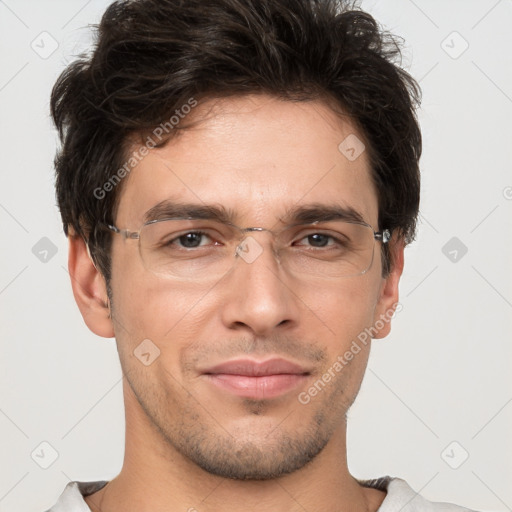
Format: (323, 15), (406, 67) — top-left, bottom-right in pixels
(51, 0), (421, 282)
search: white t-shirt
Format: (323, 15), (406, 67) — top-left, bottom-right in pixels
(44, 476), (478, 511)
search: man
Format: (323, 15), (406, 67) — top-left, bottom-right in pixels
(45, 0), (477, 510)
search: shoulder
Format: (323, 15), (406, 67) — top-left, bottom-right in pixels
(44, 480), (108, 512)
(358, 476), (479, 512)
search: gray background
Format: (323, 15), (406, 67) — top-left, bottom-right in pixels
(1, 0), (511, 511)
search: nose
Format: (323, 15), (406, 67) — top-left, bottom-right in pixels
(219, 233), (300, 337)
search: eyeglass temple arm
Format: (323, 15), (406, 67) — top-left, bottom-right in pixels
(375, 229), (391, 243)
(106, 224), (140, 240)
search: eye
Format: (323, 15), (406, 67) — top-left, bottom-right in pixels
(295, 232), (343, 248)
(169, 231), (215, 249)
(303, 233), (333, 247)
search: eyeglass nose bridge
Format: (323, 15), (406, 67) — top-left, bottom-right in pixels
(234, 226), (282, 264)
(243, 227), (268, 233)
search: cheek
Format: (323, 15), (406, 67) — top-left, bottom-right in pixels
(298, 276), (378, 343)
(110, 240), (206, 335)
(298, 277), (379, 397)
(110, 267), (213, 374)
(316, 283), (377, 390)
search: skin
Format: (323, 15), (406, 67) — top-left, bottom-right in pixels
(69, 94), (404, 512)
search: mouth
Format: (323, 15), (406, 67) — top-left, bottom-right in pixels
(201, 358), (311, 400)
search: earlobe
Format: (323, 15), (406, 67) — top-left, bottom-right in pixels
(67, 230), (115, 338)
(372, 236), (405, 340)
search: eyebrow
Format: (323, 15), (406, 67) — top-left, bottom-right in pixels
(143, 200), (366, 226)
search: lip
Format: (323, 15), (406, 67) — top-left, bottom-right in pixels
(203, 358), (310, 376)
(202, 358), (311, 400)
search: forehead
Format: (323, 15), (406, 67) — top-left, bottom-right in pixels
(116, 94), (379, 228)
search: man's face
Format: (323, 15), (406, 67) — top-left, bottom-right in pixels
(107, 95), (399, 479)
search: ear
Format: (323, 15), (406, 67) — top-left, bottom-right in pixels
(67, 229), (115, 338)
(372, 236), (405, 339)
